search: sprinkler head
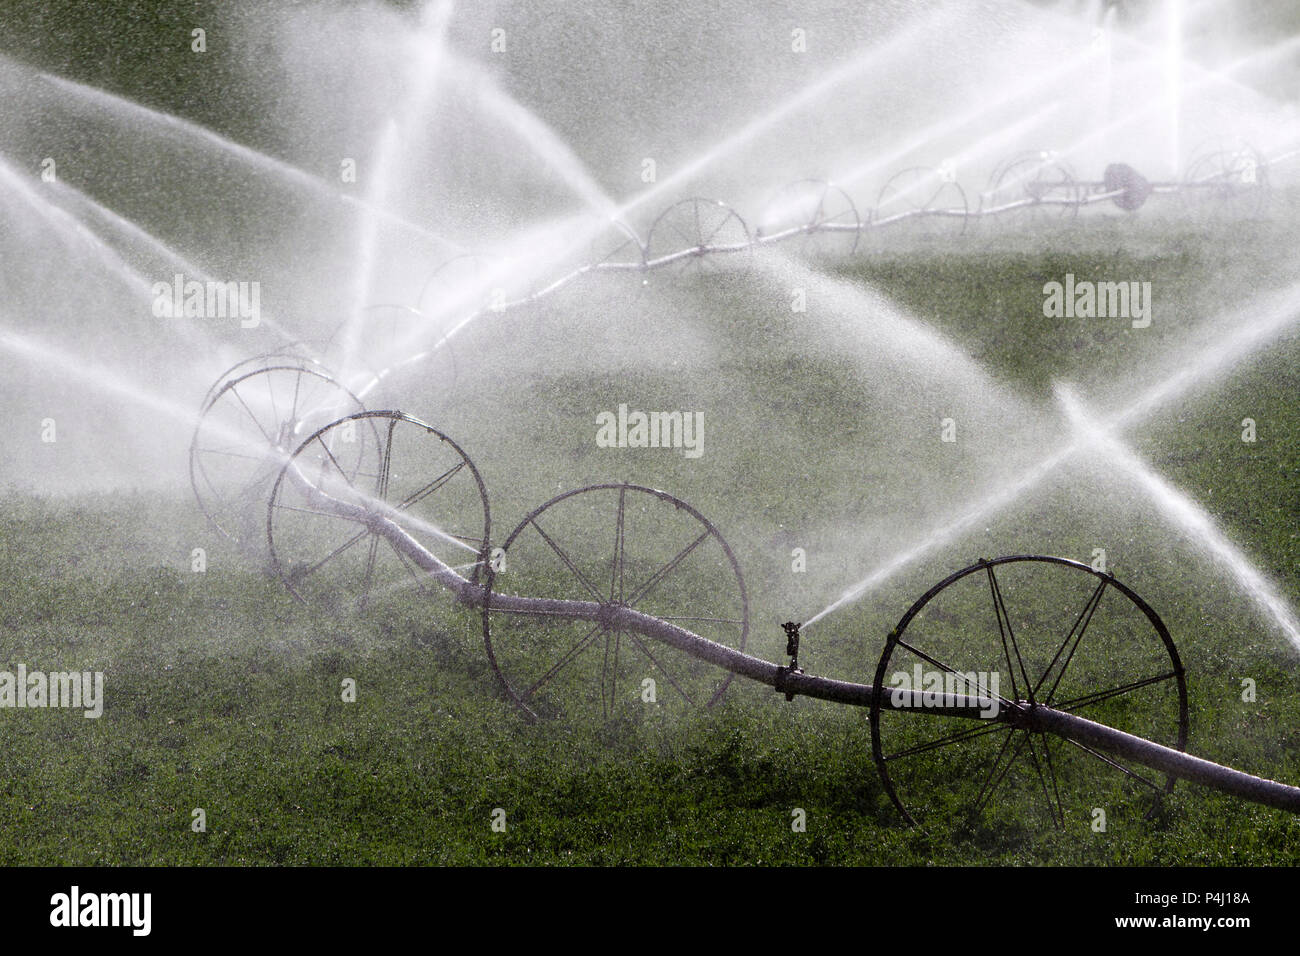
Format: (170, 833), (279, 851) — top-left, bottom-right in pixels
(778, 622), (803, 701)
(781, 621), (801, 657)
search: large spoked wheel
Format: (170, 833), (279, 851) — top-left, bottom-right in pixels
(190, 360), (370, 549)
(483, 483), (749, 724)
(267, 411), (490, 624)
(644, 198), (752, 274)
(870, 555), (1188, 832)
(873, 166), (969, 241)
(756, 178), (861, 257)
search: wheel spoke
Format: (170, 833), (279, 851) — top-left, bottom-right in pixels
(1061, 736), (1165, 792)
(228, 385), (276, 446)
(624, 530), (710, 609)
(293, 525), (372, 581)
(984, 565), (1021, 701)
(973, 731), (1028, 816)
(396, 461), (465, 512)
(390, 542), (439, 599)
(894, 638), (1010, 705)
(1023, 733), (1062, 828)
(986, 564), (1035, 704)
(375, 417), (397, 501)
(702, 210), (731, 245)
(813, 183), (829, 223)
(529, 517), (605, 602)
(314, 435), (353, 484)
(609, 485), (626, 603)
(524, 622), (608, 701)
(600, 629), (622, 718)
(195, 446), (276, 463)
(624, 630), (696, 706)
(265, 369), (280, 427)
(271, 502), (355, 520)
(600, 629), (613, 719)
(288, 368), (304, 424)
(1036, 578), (1107, 702)
(359, 532), (381, 609)
(1053, 671), (1180, 714)
(668, 217), (695, 250)
(1039, 732), (1066, 826)
(225, 463), (282, 512)
(884, 719), (1012, 762)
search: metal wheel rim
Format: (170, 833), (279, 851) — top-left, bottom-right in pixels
(644, 198), (752, 273)
(190, 362), (369, 546)
(266, 410), (491, 613)
(482, 482), (750, 722)
(758, 178), (862, 256)
(869, 554), (1189, 829)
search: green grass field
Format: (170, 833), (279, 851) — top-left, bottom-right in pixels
(2, 213), (1299, 865)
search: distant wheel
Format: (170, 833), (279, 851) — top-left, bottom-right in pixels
(483, 483), (749, 723)
(983, 152), (1082, 227)
(874, 166), (969, 240)
(644, 198), (751, 274)
(870, 555), (1188, 831)
(267, 411), (490, 622)
(756, 178), (861, 257)
(190, 361), (370, 550)
(1182, 138), (1268, 220)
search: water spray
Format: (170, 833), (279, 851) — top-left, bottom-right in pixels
(148, 14), (1298, 839)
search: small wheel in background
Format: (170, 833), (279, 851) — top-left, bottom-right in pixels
(644, 198), (752, 275)
(757, 178), (861, 258)
(874, 165), (969, 241)
(982, 151), (1082, 228)
(1182, 137), (1269, 221)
